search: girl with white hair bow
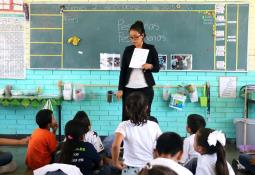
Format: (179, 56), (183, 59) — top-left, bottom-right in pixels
(193, 128), (235, 175)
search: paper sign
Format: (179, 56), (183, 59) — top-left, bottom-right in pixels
(129, 48), (149, 68)
(219, 77), (237, 98)
(216, 38), (225, 41)
(215, 4), (225, 14)
(228, 36), (236, 39)
(216, 15), (225, 22)
(216, 23), (225, 26)
(227, 39), (236, 42)
(228, 21), (237, 24)
(216, 61), (225, 69)
(216, 46), (225, 56)
(0, 14), (25, 79)
(216, 30), (224, 37)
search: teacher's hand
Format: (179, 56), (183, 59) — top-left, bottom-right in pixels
(142, 63), (153, 70)
(116, 90), (123, 100)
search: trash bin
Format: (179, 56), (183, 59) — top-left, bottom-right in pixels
(234, 118), (255, 148)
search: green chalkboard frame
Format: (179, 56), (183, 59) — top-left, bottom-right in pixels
(30, 3), (249, 71)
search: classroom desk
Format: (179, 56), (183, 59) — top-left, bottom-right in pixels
(0, 95), (62, 141)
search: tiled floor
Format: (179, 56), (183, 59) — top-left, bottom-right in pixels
(0, 144), (252, 175)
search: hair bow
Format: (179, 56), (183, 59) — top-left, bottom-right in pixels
(207, 130), (226, 146)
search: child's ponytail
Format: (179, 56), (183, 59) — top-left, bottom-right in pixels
(196, 128), (229, 175)
(58, 120), (86, 163)
(215, 142), (229, 175)
(58, 137), (79, 163)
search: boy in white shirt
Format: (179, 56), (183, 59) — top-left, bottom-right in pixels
(149, 132), (193, 175)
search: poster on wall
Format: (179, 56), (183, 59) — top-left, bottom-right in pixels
(0, 0), (23, 12)
(219, 76), (237, 98)
(100, 53), (120, 70)
(0, 13), (25, 79)
(171, 54), (192, 70)
(158, 54), (167, 70)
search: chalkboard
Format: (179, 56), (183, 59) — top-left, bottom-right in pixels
(30, 4), (249, 71)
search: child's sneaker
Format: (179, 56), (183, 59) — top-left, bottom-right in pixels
(232, 159), (246, 173)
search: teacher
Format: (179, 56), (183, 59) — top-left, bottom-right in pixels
(116, 20), (160, 121)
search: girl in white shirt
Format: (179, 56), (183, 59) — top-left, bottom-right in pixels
(73, 111), (104, 153)
(112, 92), (162, 175)
(181, 114), (206, 164)
(194, 128), (235, 175)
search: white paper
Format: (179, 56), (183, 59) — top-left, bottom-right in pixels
(215, 4), (225, 14)
(228, 36), (236, 39)
(13, 0), (23, 3)
(216, 51), (225, 56)
(228, 21), (237, 24)
(0, 14), (25, 79)
(227, 39), (236, 42)
(216, 30), (225, 37)
(129, 48), (149, 68)
(219, 77), (237, 98)
(100, 53), (111, 70)
(158, 54), (167, 70)
(63, 83), (72, 100)
(100, 53), (120, 70)
(216, 38), (225, 41)
(216, 61), (225, 69)
(189, 87), (198, 103)
(216, 15), (225, 22)
(3, 4), (9, 9)
(216, 46), (225, 56)
(64, 83), (72, 90)
(13, 4), (23, 11)
(216, 23), (225, 26)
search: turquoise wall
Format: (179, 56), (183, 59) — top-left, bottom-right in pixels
(0, 69), (254, 138)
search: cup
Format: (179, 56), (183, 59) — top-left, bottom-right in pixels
(162, 88), (170, 101)
(107, 90), (113, 103)
(4, 85), (12, 97)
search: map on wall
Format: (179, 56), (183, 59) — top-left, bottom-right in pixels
(0, 13), (25, 79)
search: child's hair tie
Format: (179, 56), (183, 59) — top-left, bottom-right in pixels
(207, 130), (226, 146)
(67, 135), (73, 140)
(145, 163), (153, 169)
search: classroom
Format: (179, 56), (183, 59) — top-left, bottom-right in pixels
(0, 0), (255, 174)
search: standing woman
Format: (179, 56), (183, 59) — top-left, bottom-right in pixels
(116, 20), (160, 121)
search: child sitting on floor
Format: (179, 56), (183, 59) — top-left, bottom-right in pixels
(73, 111), (104, 153)
(57, 120), (102, 175)
(149, 132), (192, 175)
(180, 114), (206, 173)
(194, 128), (235, 175)
(26, 109), (58, 170)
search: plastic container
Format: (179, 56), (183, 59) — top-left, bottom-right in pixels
(234, 118), (255, 148)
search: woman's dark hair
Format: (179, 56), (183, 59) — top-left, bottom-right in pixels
(129, 20), (146, 37)
(125, 92), (148, 126)
(73, 110), (90, 133)
(187, 114), (206, 134)
(58, 120), (86, 164)
(36, 109), (53, 129)
(196, 128), (229, 175)
(139, 165), (178, 175)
